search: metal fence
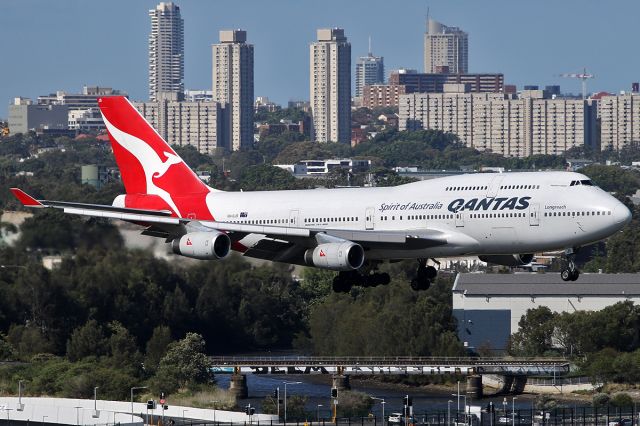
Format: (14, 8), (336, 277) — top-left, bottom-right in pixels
(163, 406), (640, 426)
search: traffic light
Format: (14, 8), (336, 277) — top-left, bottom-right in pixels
(163, 405), (168, 410)
(273, 389), (278, 399)
(331, 388), (338, 398)
(245, 405), (255, 416)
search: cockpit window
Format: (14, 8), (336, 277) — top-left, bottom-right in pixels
(570, 180), (594, 186)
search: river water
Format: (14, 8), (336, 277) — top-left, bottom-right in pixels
(215, 375), (541, 418)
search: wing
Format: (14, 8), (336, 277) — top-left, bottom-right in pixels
(10, 188), (458, 263)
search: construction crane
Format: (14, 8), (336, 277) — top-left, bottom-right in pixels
(559, 67), (594, 100)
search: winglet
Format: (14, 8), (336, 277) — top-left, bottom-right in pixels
(10, 188), (44, 207)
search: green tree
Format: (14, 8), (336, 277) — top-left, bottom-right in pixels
(509, 306), (555, 356)
(66, 320), (107, 361)
(145, 326), (173, 374)
(154, 333), (214, 391)
(107, 321), (140, 368)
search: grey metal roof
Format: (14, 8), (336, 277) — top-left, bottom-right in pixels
(453, 273), (640, 296)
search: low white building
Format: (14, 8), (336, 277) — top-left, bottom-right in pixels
(452, 273), (640, 353)
(0, 397), (277, 425)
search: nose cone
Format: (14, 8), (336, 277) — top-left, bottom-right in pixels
(614, 203), (632, 226)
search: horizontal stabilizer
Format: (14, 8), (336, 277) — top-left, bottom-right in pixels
(10, 188), (44, 207)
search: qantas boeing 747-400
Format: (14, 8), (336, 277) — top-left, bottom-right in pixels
(10, 96), (633, 292)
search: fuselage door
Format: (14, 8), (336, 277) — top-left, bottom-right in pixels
(455, 211), (465, 227)
(487, 175), (504, 198)
(529, 204), (540, 226)
(289, 209), (299, 227)
(365, 207), (375, 230)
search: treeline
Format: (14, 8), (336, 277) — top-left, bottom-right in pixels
(302, 264), (464, 357)
(509, 302), (640, 384)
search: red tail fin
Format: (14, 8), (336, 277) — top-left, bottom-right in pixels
(98, 96), (212, 218)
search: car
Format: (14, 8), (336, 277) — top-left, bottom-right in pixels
(388, 413), (403, 424)
(608, 419), (632, 426)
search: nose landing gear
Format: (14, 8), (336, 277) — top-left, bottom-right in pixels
(560, 248), (580, 281)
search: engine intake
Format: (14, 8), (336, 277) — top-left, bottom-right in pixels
(304, 241), (365, 271)
(478, 254), (534, 267)
(172, 231), (231, 260)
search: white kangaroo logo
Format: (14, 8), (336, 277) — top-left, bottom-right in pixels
(102, 115), (183, 216)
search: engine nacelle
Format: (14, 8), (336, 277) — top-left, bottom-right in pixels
(304, 242), (365, 271)
(478, 254), (534, 267)
(172, 231), (231, 260)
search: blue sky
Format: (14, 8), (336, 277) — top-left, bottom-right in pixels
(2, 0), (640, 118)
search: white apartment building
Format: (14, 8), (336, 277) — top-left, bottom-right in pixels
(399, 86), (596, 157)
(310, 28), (351, 144)
(599, 93), (640, 151)
(134, 94), (220, 154)
(149, 2), (184, 101)
(212, 30), (254, 151)
(424, 18), (468, 74)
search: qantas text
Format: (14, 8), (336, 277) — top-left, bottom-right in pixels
(447, 196), (531, 213)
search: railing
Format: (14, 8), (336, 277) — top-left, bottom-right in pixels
(209, 357), (568, 366)
(159, 406), (640, 426)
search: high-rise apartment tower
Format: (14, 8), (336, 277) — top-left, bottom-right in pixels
(212, 30), (254, 151)
(423, 18), (468, 74)
(149, 2), (184, 101)
(310, 28), (351, 144)
(355, 40), (384, 98)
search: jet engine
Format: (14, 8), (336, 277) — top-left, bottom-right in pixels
(172, 231), (231, 260)
(304, 241), (365, 271)
(478, 254), (534, 267)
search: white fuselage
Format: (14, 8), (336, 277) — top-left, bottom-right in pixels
(205, 171), (631, 260)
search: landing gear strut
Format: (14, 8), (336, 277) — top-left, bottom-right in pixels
(410, 259), (438, 291)
(560, 248), (580, 282)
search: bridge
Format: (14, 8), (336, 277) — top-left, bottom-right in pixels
(210, 356), (570, 399)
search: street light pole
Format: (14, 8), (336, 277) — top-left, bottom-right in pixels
(317, 404), (323, 422)
(211, 400), (219, 424)
(448, 400), (453, 426)
(130, 386), (148, 423)
(18, 380), (24, 411)
(512, 397), (517, 426)
(456, 381), (460, 413)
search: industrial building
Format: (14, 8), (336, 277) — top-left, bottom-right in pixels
(452, 273), (640, 353)
(8, 97), (68, 135)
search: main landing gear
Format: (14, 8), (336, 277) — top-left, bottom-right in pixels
(410, 259), (438, 291)
(332, 270), (391, 293)
(560, 248), (580, 282)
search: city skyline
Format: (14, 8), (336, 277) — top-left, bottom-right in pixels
(3, 0), (640, 118)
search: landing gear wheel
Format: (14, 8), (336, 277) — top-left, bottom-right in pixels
(410, 278), (421, 291)
(560, 248), (581, 282)
(410, 259), (432, 291)
(425, 265), (438, 280)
